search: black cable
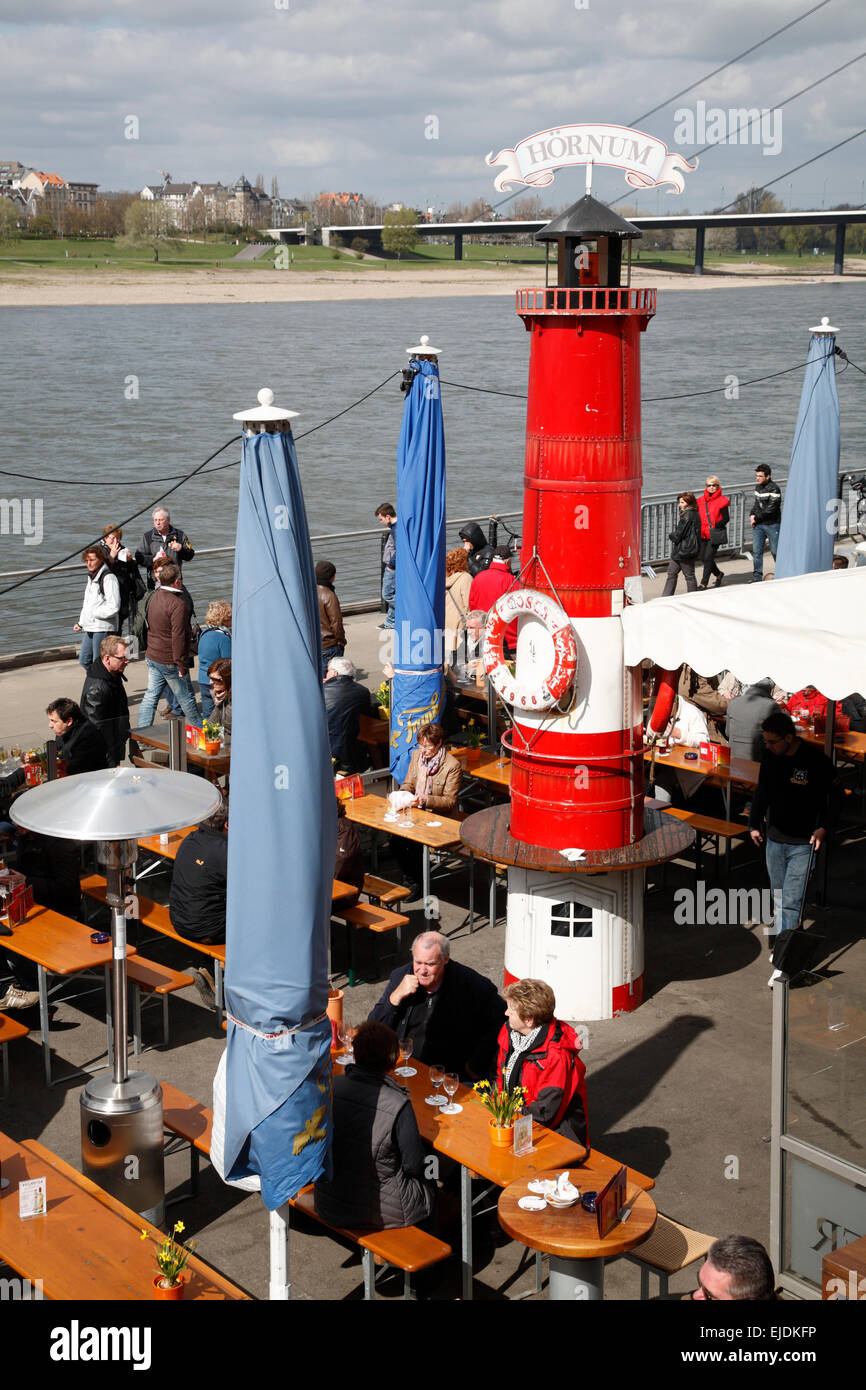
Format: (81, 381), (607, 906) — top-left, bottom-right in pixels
(0, 370), (401, 597)
(0, 435), (239, 600)
(443, 356), (828, 405)
(835, 347), (865, 376)
(0, 370), (400, 488)
(491, 0), (833, 213)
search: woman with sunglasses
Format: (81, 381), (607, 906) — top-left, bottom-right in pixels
(698, 476), (730, 590)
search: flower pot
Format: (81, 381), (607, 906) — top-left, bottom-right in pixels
(153, 1274), (184, 1300)
(377, 706), (389, 721)
(327, 987), (344, 1047)
(489, 1123), (514, 1148)
(203, 740), (221, 756)
(465, 747), (481, 763)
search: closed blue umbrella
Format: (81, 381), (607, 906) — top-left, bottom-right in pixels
(774, 318), (840, 580)
(390, 343), (447, 782)
(223, 390), (336, 1210)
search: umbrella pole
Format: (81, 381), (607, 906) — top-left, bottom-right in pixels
(269, 1203), (291, 1300)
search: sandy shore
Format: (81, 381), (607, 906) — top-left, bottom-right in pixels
(1, 261), (862, 307)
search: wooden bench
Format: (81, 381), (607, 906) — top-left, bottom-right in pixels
(661, 807), (748, 879)
(290, 1184), (451, 1300)
(160, 1080), (215, 1199)
(0, 1011), (29, 1095)
(334, 902), (410, 988)
(159, 1083), (452, 1297)
(362, 874), (412, 908)
(126, 958), (195, 1053)
(80, 873), (226, 1015)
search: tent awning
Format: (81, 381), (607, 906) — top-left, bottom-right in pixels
(621, 568), (866, 700)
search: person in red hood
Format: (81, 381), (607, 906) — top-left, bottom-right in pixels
(469, 547), (518, 649)
(697, 475), (730, 590)
(495, 978), (589, 1149)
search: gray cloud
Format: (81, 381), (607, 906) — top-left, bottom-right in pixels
(1, 0), (863, 208)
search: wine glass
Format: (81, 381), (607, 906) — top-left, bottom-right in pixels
(336, 1022), (355, 1065)
(440, 1072), (462, 1115)
(395, 1036), (416, 1077)
(426, 1063), (446, 1105)
(10, 746), (22, 766)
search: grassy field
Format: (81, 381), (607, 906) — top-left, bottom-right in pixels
(0, 236), (255, 272)
(0, 236), (849, 277)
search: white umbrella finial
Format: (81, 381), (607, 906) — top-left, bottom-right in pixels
(809, 315), (838, 335)
(407, 333), (442, 356)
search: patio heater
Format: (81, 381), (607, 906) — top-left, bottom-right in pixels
(12, 766), (219, 1224)
(461, 195), (693, 1022)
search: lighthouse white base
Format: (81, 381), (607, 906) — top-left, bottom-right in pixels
(503, 867), (645, 1022)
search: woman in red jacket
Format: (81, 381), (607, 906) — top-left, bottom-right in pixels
(697, 476), (730, 590)
(495, 978), (589, 1150)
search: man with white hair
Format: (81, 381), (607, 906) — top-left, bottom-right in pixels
(136, 507), (195, 591)
(323, 656), (375, 773)
(368, 931), (506, 1080)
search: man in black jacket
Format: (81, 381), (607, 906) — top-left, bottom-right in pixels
(458, 521), (495, 577)
(80, 635), (131, 766)
(749, 710), (835, 936)
(368, 930), (506, 1080)
(170, 803), (228, 943)
(47, 698), (108, 774)
(136, 507), (195, 590)
(323, 657), (374, 773)
(749, 465), (782, 582)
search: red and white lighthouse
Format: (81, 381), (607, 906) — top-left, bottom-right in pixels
(462, 195), (692, 1020)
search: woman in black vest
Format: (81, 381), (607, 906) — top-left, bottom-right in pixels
(314, 1022), (435, 1230)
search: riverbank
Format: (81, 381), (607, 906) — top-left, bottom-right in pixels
(1, 260), (862, 308)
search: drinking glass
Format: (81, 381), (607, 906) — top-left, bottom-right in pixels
(0, 749), (7, 771)
(395, 1036), (416, 1077)
(337, 1022), (355, 1064)
(440, 1072), (462, 1115)
(426, 1063), (446, 1105)
(10, 746), (22, 765)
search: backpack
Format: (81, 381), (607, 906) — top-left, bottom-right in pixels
(132, 590), (155, 653)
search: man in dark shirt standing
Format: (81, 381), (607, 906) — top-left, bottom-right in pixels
(749, 710), (835, 935)
(368, 930), (506, 1081)
(749, 465), (782, 582)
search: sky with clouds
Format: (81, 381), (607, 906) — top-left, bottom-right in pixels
(1, 0), (863, 214)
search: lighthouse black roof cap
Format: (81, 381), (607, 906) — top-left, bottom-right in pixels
(535, 193), (643, 243)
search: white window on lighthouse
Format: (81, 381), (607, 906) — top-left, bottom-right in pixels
(549, 900), (593, 938)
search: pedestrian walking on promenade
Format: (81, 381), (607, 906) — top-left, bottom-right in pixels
(662, 493), (701, 596)
(749, 465), (782, 582)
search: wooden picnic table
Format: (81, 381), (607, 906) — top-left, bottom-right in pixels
(498, 1166), (657, 1300)
(375, 1057), (653, 1300)
(0, 1133), (249, 1300)
(344, 794), (463, 905)
(135, 723), (230, 781)
(1, 901), (138, 1086)
(461, 749), (512, 790)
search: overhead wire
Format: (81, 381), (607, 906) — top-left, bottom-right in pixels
(490, 0), (834, 214)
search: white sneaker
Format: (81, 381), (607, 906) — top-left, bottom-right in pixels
(0, 985), (40, 1010)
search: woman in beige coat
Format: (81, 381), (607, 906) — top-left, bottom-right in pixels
(444, 548), (472, 663)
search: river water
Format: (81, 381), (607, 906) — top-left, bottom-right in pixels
(1, 281), (865, 655)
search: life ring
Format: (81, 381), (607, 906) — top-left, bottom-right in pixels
(482, 589), (578, 710)
(647, 666), (678, 739)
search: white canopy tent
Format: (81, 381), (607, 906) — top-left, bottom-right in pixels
(621, 568), (866, 698)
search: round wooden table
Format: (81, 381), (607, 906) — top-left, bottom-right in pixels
(498, 1166), (657, 1300)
